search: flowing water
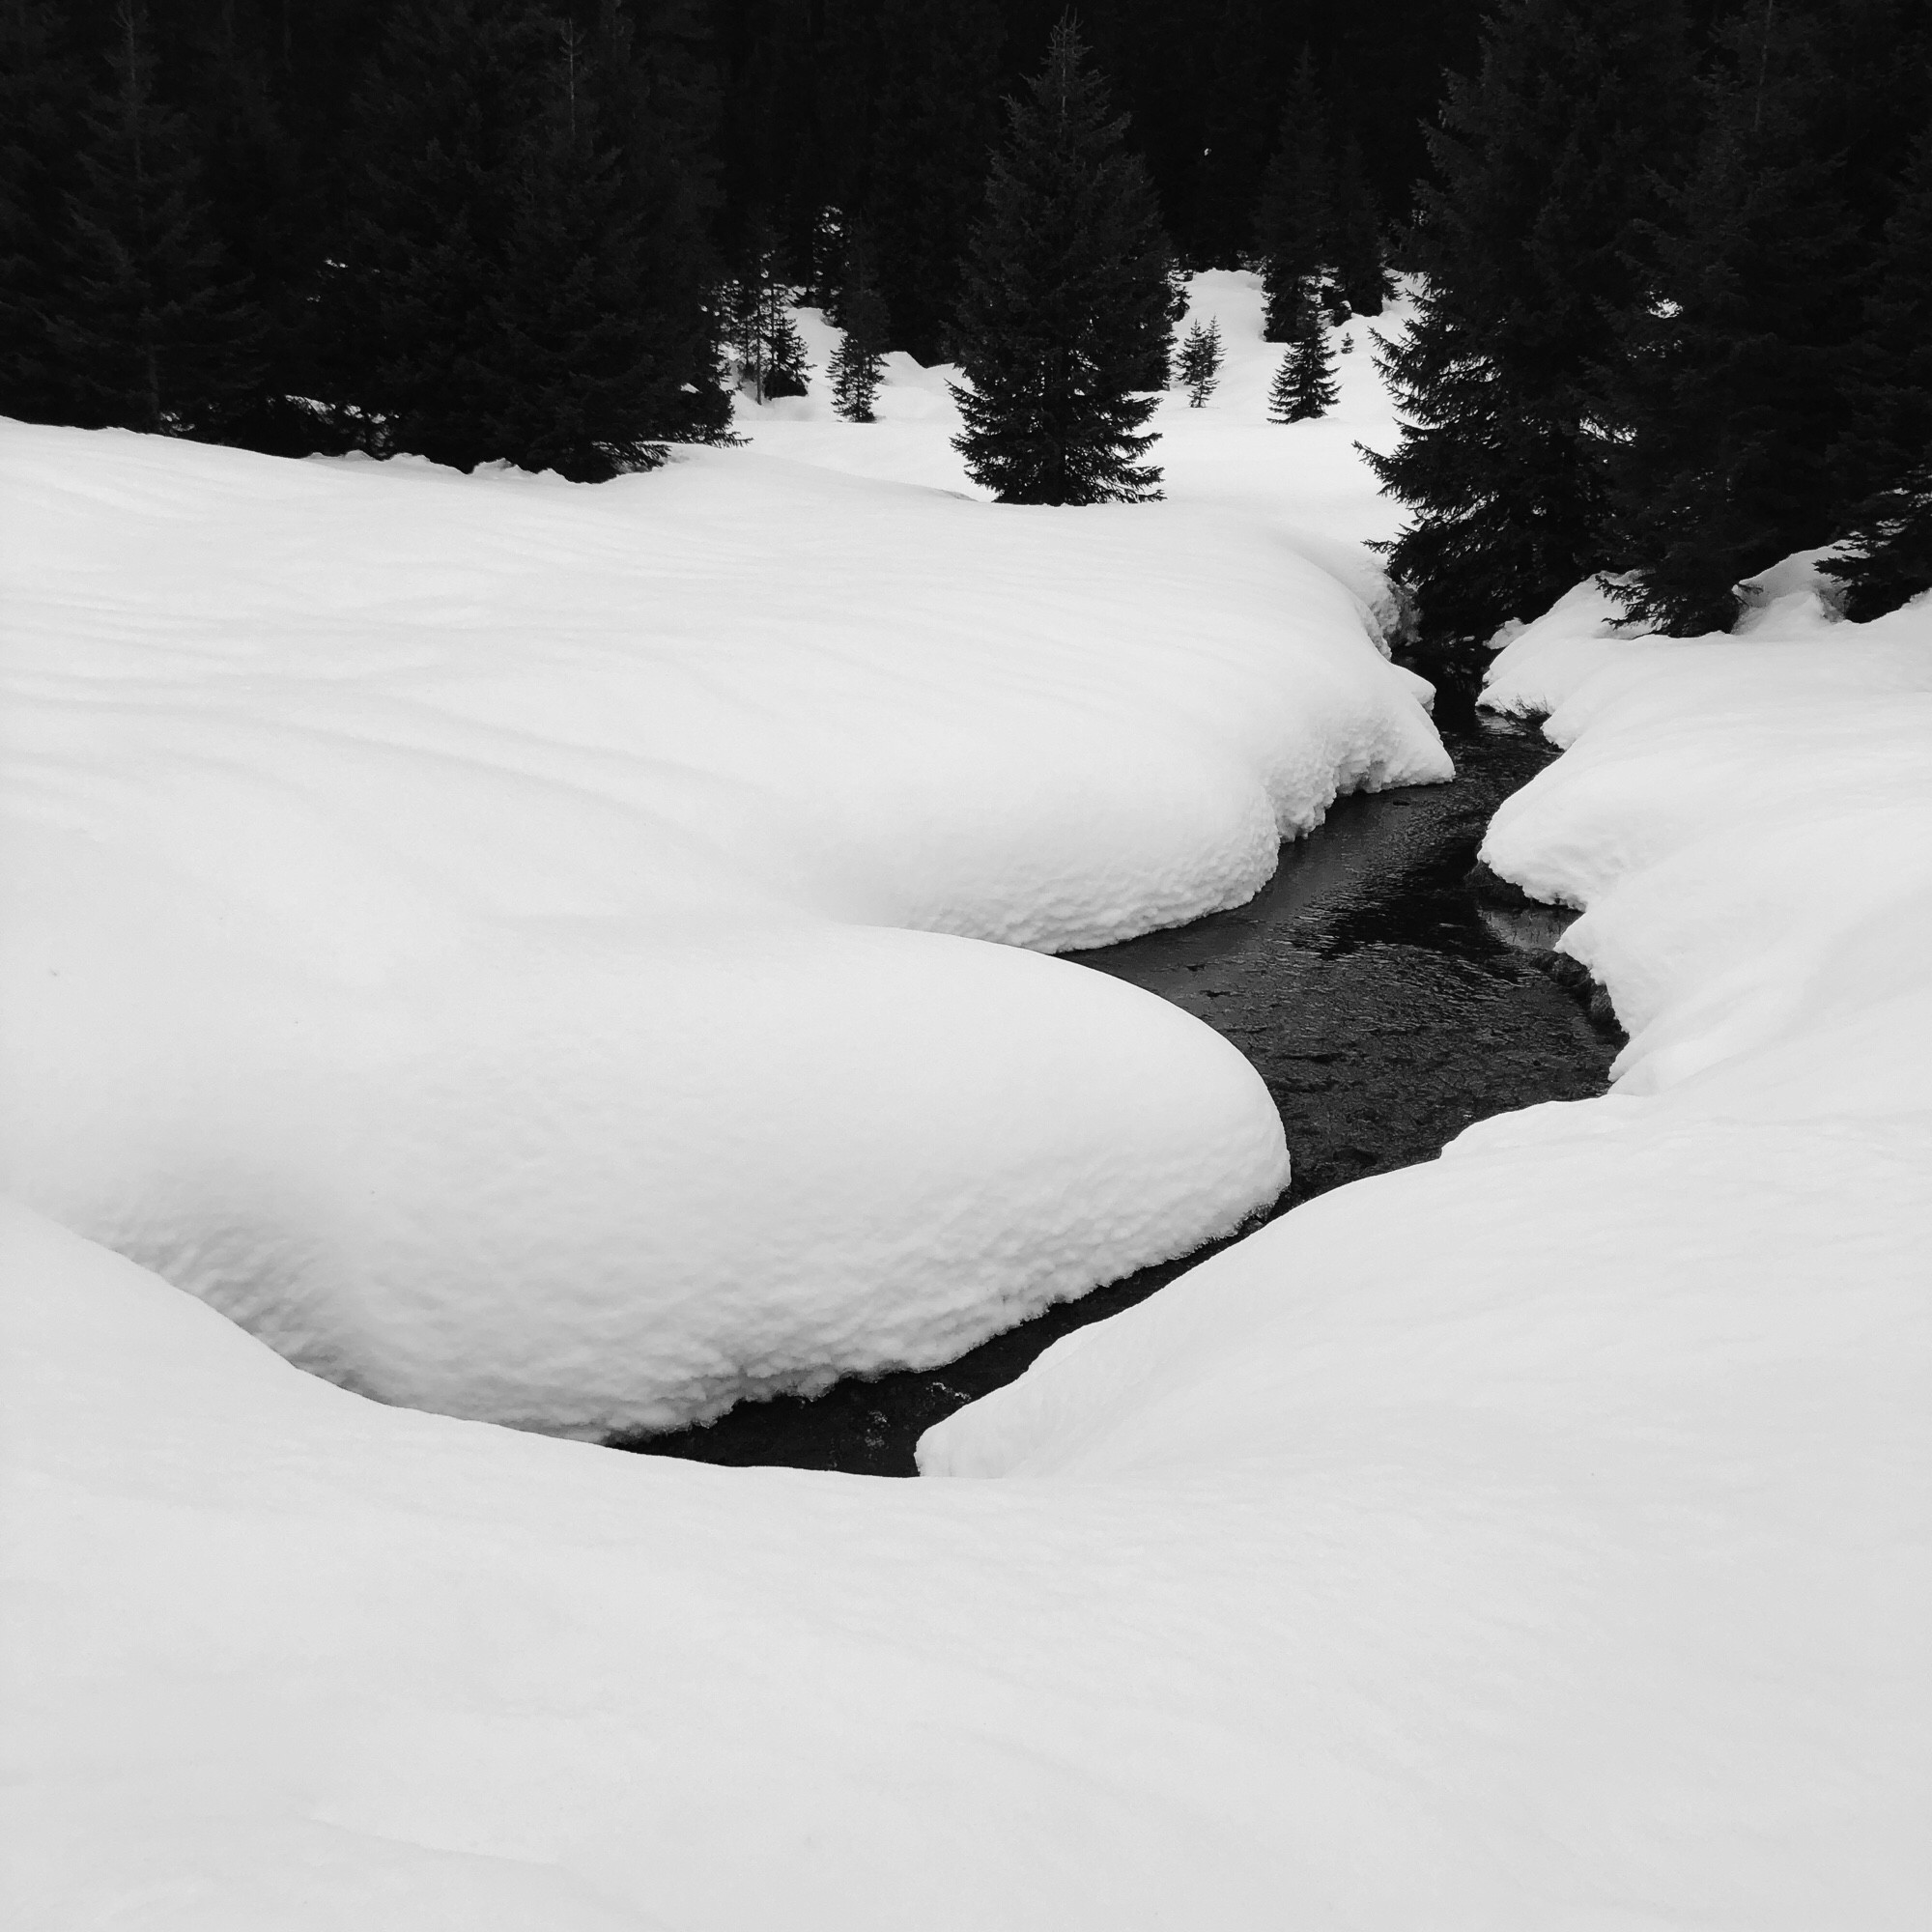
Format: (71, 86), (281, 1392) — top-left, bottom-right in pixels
(619, 714), (1619, 1476)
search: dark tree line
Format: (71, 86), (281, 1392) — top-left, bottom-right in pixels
(1, 0), (727, 477)
(0, 0), (1433, 470)
(1372, 0), (1932, 644)
(4, 0), (1927, 625)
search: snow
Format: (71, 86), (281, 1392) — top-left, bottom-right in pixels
(0, 386), (1442, 1435)
(11, 285), (1927, 1925)
(918, 575), (1932, 1917)
(749, 273), (1421, 625)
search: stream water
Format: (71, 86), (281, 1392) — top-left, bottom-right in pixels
(619, 713), (1621, 1477)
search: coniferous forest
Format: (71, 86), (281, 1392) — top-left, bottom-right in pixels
(4, 0), (1929, 636)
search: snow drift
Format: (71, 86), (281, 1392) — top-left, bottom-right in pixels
(0, 415), (1442, 1434)
(7, 579), (1929, 1923)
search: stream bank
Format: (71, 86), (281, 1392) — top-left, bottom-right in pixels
(618, 716), (1620, 1477)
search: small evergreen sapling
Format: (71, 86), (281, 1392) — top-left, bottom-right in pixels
(829, 280), (890, 421)
(1177, 317), (1223, 407)
(1268, 301), (1336, 422)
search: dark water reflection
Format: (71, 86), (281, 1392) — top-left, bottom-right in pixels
(618, 717), (1619, 1477)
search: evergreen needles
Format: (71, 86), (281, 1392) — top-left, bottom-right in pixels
(3, 3), (261, 438)
(1268, 299), (1337, 422)
(829, 287), (889, 423)
(1177, 318), (1223, 408)
(1364, 0), (1697, 648)
(949, 21), (1178, 506)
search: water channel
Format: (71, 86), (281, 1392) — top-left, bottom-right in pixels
(619, 712), (1621, 1477)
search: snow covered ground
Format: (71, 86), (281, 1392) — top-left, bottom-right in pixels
(753, 269), (1413, 614)
(8, 578), (1930, 1923)
(0, 281), (1442, 1435)
(8, 282), (1927, 1926)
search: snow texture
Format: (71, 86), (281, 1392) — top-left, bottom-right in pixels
(0, 363), (1441, 1435)
(5, 287), (1930, 1924)
(8, 573), (1930, 1920)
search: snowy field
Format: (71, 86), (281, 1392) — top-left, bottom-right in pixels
(7, 279), (1930, 1925)
(0, 289), (1443, 1435)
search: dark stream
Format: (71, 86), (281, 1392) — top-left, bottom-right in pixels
(618, 715), (1621, 1477)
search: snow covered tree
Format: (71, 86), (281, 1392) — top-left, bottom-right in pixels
(1176, 317), (1223, 407)
(1268, 302), (1336, 421)
(1362, 0), (1696, 650)
(35, 3), (261, 436)
(950, 22), (1176, 506)
(1254, 51), (1332, 342)
(1603, 1), (1862, 633)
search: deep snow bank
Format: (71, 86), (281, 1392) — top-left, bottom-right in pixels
(916, 586), (1932, 1917)
(748, 270), (1418, 616)
(9, 581), (1927, 1928)
(0, 419), (1441, 1434)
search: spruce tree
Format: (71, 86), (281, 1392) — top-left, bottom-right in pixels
(325, 0), (725, 472)
(1363, 0), (1695, 649)
(1268, 301), (1337, 421)
(1254, 51), (1333, 341)
(178, 0), (320, 454)
(828, 237), (890, 421)
(1827, 120), (1932, 619)
(950, 21), (1176, 506)
(37, 3), (262, 436)
(867, 0), (1004, 364)
(467, 24), (685, 478)
(0, 1), (88, 423)
(1177, 316), (1223, 408)
(1603, 1), (1861, 633)
(584, 0), (732, 448)
(726, 220), (810, 401)
(1328, 134), (1388, 317)
(322, 0), (554, 467)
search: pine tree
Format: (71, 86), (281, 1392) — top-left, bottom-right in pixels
(726, 220), (811, 401)
(1604, 1), (1862, 633)
(322, 0), (554, 467)
(808, 204), (847, 311)
(584, 0), (732, 448)
(177, 0), (320, 454)
(1268, 300), (1337, 421)
(1328, 134), (1388, 316)
(1254, 51), (1333, 341)
(828, 232), (890, 421)
(0, 1), (88, 423)
(950, 22), (1176, 506)
(867, 0), (1004, 364)
(465, 24), (685, 478)
(36, 3), (262, 436)
(1826, 119), (1932, 619)
(1363, 0), (1695, 650)
(1177, 316), (1223, 408)
(324, 0), (725, 472)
